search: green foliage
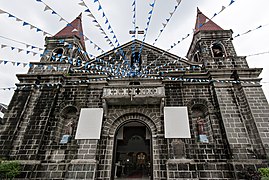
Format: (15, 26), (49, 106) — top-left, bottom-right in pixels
(0, 161), (21, 179)
(259, 168), (269, 177)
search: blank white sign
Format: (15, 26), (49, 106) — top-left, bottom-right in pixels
(75, 108), (103, 139)
(164, 107), (191, 138)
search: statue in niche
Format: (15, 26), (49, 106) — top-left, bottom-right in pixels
(64, 119), (74, 135)
(197, 117), (209, 143)
(197, 117), (205, 135)
(171, 139), (185, 159)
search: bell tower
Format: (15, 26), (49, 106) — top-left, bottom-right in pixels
(40, 13), (89, 66)
(186, 8), (248, 70)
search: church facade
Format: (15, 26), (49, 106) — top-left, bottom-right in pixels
(0, 9), (269, 179)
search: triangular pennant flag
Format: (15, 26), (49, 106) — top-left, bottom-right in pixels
(11, 47), (15, 50)
(205, 18), (209, 23)
(0, 9), (6, 14)
(52, 11), (56, 14)
(162, 23), (166, 27)
(23, 22), (29, 26)
(169, 12), (173, 16)
(8, 14), (15, 18)
(23, 63), (28, 67)
(59, 17), (65, 22)
(105, 19), (109, 24)
(30, 25), (35, 29)
(148, 10), (153, 14)
(1, 45), (7, 48)
(44, 5), (51, 11)
(94, 0), (98, 2)
(176, 0), (181, 4)
(84, 36), (89, 41)
(18, 48), (23, 53)
(16, 62), (21, 66)
(15, 17), (22, 22)
(98, 5), (102, 11)
(78, 1), (87, 7)
(85, 9), (91, 13)
(102, 12), (105, 17)
(0, 60), (3, 64)
(87, 13), (94, 18)
(150, 3), (155, 7)
(12, 62), (15, 66)
(220, 6), (226, 13)
(4, 61), (8, 64)
(72, 28), (78, 32)
(36, 28), (42, 32)
(229, 0), (235, 6)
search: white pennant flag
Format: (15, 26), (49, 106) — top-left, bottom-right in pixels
(18, 48), (23, 53)
(23, 63), (28, 67)
(0, 60), (3, 64)
(220, 6), (226, 13)
(1, 45), (7, 49)
(44, 5), (51, 12)
(205, 18), (209, 23)
(59, 17), (65, 22)
(72, 28), (78, 32)
(0, 9), (6, 14)
(162, 23), (166, 27)
(176, 0), (182, 4)
(169, 12), (173, 16)
(64, 42), (69, 46)
(78, 1), (87, 7)
(30, 25), (35, 29)
(87, 13), (94, 18)
(15, 18), (22, 22)
(12, 62), (15, 66)
(84, 36), (89, 41)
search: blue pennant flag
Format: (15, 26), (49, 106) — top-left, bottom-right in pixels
(113, 35), (116, 39)
(132, 1), (135, 6)
(229, 0), (235, 6)
(257, 25), (262, 29)
(150, 3), (155, 7)
(102, 13), (105, 17)
(148, 10), (153, 14)
(8, 14), (15, 18)
(92, 20), (98, 23)
(11, 47), (15, 50)
(94, 0), (98, 2)
(66, 23), (72, 27)
(105, 19), (108, 24)
(166, 18), (169, 22)
(23, 22), (29, 26)
(29, 63), (33, 67)
(17, 62), (21, 66)
(4, 61), (8, 64)
(26, 51), (30, 54)
(98, 5), (102, 11)
(52, 11), (56, 14)
(108, 25), (111, 30)
(36, 28), (42, 32)
(85, 9), (91, 13)
(36, 0), (42, 2)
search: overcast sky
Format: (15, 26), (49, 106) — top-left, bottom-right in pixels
(0, 0), (269, 105)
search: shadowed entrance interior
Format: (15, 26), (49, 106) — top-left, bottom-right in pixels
(113, 122), (151, 179)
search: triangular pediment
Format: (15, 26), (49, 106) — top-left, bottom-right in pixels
(73, 40), (202, 78)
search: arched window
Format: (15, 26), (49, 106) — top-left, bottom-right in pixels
(50, 48), (64, 61)
(211, 43), (225, 57)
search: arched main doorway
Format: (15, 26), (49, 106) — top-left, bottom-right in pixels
(112, 121), (152, 179)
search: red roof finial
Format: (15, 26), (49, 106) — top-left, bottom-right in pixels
(194, 8), (223, 33)
(53, 13), (86, 50)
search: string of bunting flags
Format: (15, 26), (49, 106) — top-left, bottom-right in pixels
(137, 0), (156, 67)
(152, 0), (182, 45)
(0, 78), (267, 91)
(131, 0), (137, 57)
(0, 35), (44, 51)
(94, 0), (121, 47)
(167, 0), (236, 51)
(35, 0), (105, 53)
(78, 0), (116, 48)
(0, 43), (41, 56)
(0, 8), (52, 36)
(233, 22), (269, 39)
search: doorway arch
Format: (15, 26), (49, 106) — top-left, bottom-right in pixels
(112, 120), (152, 179)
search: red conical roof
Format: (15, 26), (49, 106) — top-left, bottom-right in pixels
(54, 13), (86, 50)
(194, 8), (223, 33)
